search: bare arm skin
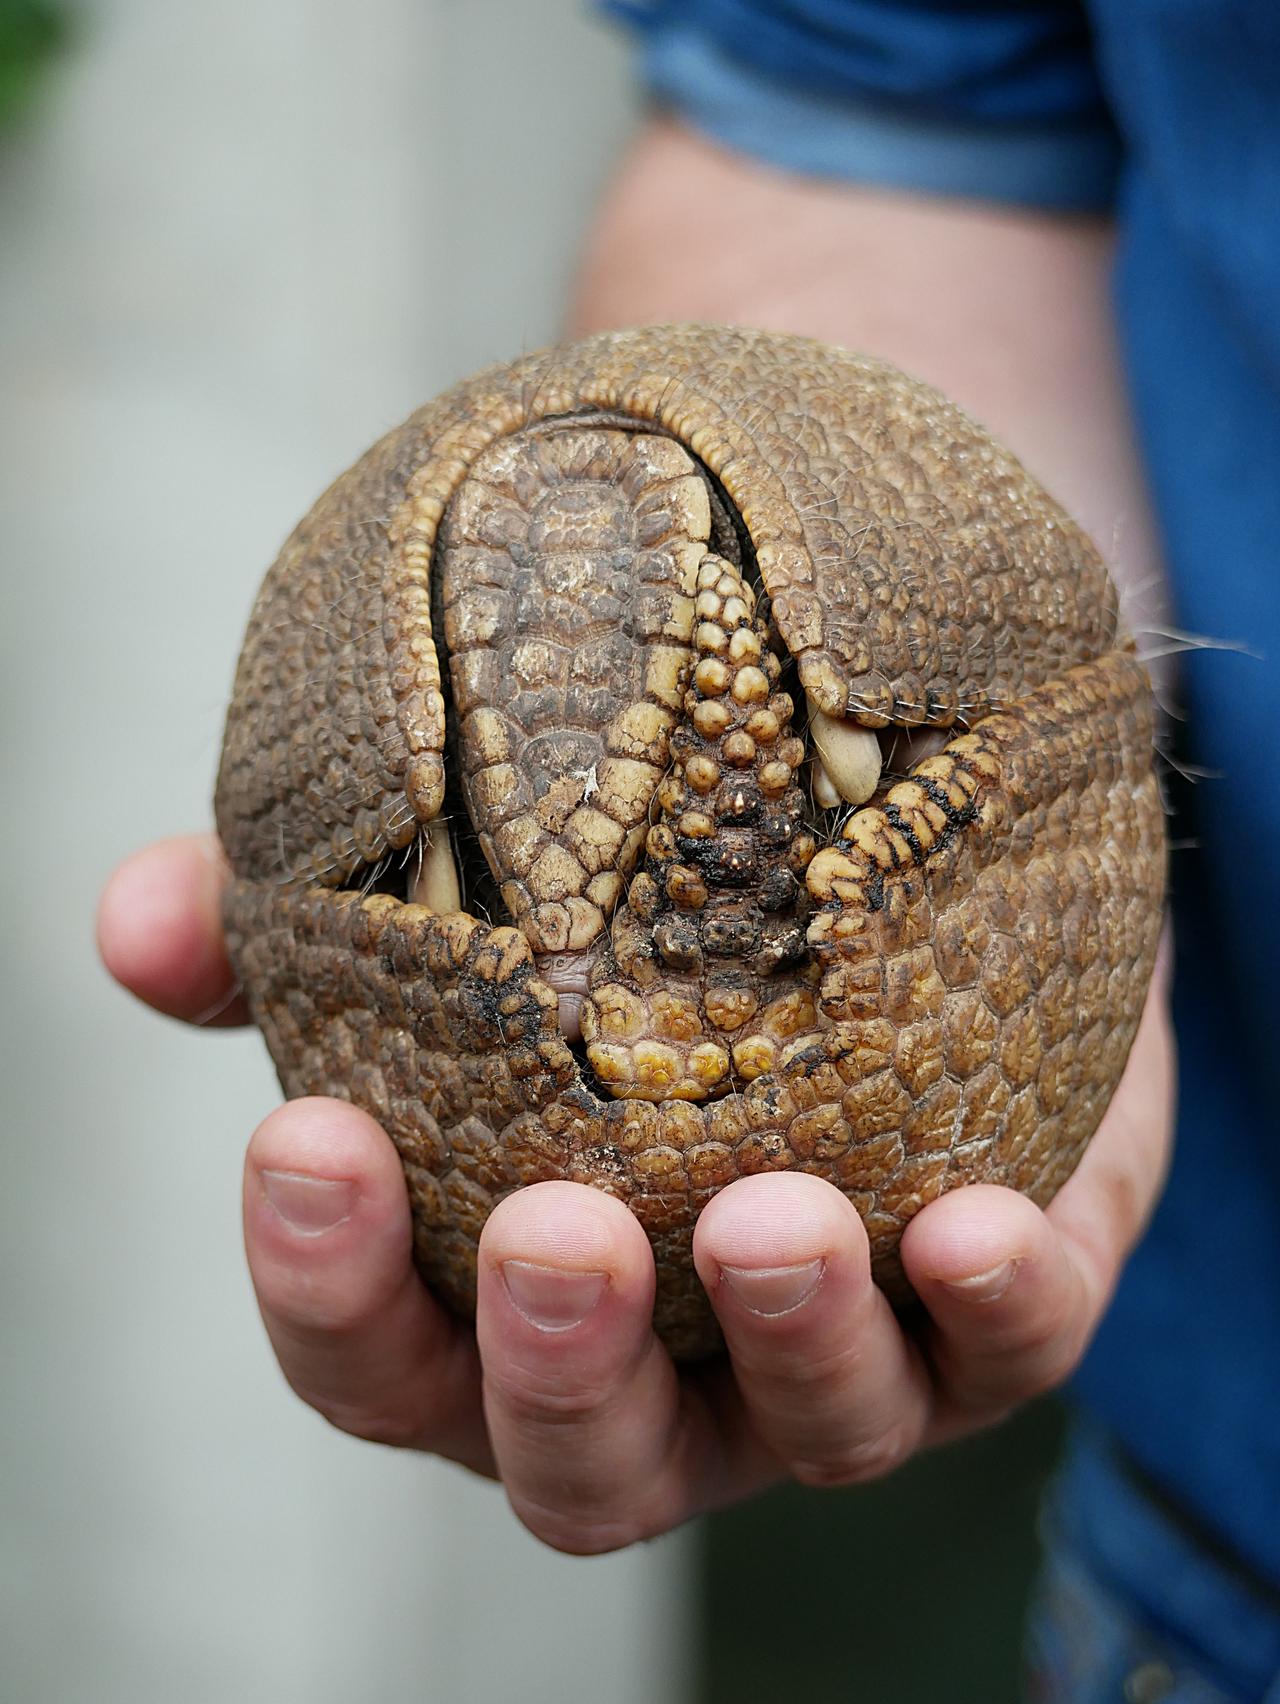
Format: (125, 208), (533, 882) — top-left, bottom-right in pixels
(573, 120), (1161, 618)
(98, 118), (1173, 1553)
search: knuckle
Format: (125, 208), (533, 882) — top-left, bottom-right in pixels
(1104, 1162), (1145, 1250)
(330, 1409), (425, 1451)
(290, 1383), (425, 1451)
(297, 1298), (375, 1336)
(1007, 1306), (1091, 1394)
(950, 1318), (1088, 1413)
(789, 1424), (912, 1489)
(1018, 1334), (1087, 1399)
(492, 1371), (618, 1432)
(258, 1270), (380, 1338)
(510, 1495), (650, 1557)
(735, 1337), (860, 1398)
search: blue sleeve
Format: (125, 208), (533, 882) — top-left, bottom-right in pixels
(602, 1), (1120, 212)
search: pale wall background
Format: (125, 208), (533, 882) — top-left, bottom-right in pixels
(0, 4), (695, 1700)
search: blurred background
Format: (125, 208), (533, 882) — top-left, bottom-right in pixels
(1, 3), (1062, 1699)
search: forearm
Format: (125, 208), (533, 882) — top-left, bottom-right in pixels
(569, 118), (1161, 618)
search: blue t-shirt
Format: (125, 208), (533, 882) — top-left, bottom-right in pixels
(607, 0), (1280, 1682)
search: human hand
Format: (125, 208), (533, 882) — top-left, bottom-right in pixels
(99, 833), (1174, 1553)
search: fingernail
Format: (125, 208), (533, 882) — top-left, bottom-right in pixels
(259, 1169), (356, 1237)
(501, 1261), (609, 1332)
(718, 1258), (825, 1317)
(940, 1259), (1018, 1303)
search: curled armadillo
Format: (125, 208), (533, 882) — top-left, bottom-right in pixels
(216, 324), (1164, 1358)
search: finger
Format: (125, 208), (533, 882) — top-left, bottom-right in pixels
(902, 1183), (1092, 1426)
(97, 833), (248, 1025)
(1045, 972), (1176, 1303)
(244, 1097), (490, 1473)
(904, 976), (1175, 1427)
(693, 1172), (933, 1487)
(476, 1182), (727, 1554)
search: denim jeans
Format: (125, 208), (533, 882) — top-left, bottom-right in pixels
(1025, 1429), (1280, 1704)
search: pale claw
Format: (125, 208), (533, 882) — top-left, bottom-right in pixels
(812, 758), (843, 810)
(807, 700), (883, 806)
(409, 820), (462, 914)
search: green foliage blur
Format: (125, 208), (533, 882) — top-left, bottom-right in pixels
(0, 0), (67, 126)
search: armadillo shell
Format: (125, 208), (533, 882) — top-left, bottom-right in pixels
(216, 325), (1164, 1360)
